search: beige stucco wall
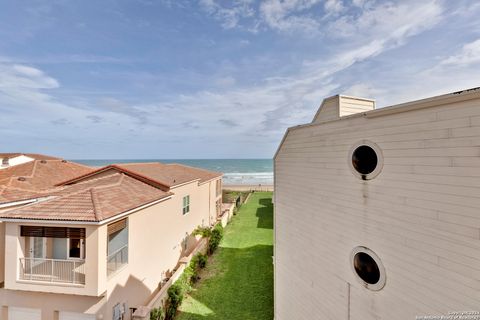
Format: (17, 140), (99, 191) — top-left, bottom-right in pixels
(0, 223), (4, 285)
(0, 176), (221, 320)
(101, 178), (220, 320)
(3, 223), (104, 297)
(0, 290), (104, 320)
(275, 94), (480, 319)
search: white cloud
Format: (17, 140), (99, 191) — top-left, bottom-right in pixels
(161, 0), (446, 139)
(338, 36), (480, 108)
(344, 83), (385, 100)
(324, 0), (345, 14)
(327, 0), (443, 40)
(201, 0), (443, 39)
(199, 0), (255, 29)
(259, 0), (322, 33)
(0, 63), (59, 89)
(440, 38), (480, 66)
(5, 0), (479, 159)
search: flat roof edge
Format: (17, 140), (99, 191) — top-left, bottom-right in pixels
(286, 86), (480, 134)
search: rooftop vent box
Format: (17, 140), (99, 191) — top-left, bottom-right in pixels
(312, 95), (375, 123)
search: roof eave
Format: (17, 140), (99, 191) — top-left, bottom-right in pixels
(0, 194), (173, 225)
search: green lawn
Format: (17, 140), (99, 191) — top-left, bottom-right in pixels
(177, 192), (274, 320)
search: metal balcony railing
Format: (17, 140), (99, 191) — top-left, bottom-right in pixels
(107, 245), (128, 276)
(19, 258), (86, 284)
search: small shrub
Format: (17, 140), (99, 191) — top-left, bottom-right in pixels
(191, 253), (207, 270)
(189, 253), (207, 284)
(208, 224), (224, 254)
(188, 257), (200, 284)
(193, 226), (211, 238)
(178, 266), (194, 292)
(197, 253), (207, 268)
(150, 307), (165, 320)
(165, 283), (183, 320)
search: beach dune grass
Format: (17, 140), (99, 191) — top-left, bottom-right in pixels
(177, 192), (274, 320)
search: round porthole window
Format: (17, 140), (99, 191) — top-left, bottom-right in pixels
(349, 141), (383, 180)
(351, 246), (386, 291)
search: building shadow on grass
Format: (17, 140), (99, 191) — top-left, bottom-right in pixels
(177, 245), (274, 320)
(256, 198), (273, 229)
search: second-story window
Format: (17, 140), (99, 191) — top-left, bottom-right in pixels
(216, 179), (222, 197)
(183, 195), (190, 215)
(107, 218), (128, 276)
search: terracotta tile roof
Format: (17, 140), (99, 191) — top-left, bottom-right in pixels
(0, 173), (172, 222)
(118, 163), (222, 187)
(58, 162), (222, 188)
(0, 153), (61, 160)
(0, 160), (93, 204)
(0, 160), (219, 222)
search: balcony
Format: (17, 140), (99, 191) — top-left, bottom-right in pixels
(19, 257), (86, 285)
(107, 245), (128, 276)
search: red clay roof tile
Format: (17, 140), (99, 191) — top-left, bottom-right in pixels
(0, 173), (171, 222)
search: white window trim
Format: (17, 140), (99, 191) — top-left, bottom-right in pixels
(182, 195), (190, 215)
(350, 246), (386, 291)
(67, 238), (85, 260)
(348, 140), (384, 180)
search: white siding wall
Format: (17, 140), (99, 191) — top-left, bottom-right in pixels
(312, 97), (340, 123)
(339, 96), (375, 117)
(0, 155), (34, 169)
(275, 97), (480, 320)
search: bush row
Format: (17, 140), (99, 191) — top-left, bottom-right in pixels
(153, 223), (224, 320)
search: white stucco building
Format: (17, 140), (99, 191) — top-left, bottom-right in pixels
(274, 87), (480, 319)
(0, 156), (222, 320)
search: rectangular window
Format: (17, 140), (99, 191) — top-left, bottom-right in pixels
(21, 226), (86, 239)
(182, 195), (190, 215)
(216, 179), (222, 197)
(107, 218), (128, 276)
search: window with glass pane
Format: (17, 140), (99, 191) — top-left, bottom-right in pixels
(69, 238), (81, 258)
(183, 195), (190, 215)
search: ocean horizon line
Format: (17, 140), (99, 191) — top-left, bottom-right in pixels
(74, 159), (274, 185)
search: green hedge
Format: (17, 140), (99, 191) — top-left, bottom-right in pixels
(165, 224), (224, 319)
(150, 307), (165, 320)
(164, 253), (208, 319)
(208, 224), (224, 254)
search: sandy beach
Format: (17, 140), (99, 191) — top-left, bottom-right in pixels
(223, 184), (274, 192)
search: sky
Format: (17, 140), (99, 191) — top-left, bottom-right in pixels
(0, 0), (479, 159)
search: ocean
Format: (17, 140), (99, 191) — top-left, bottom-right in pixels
(73, 159), (273, 185)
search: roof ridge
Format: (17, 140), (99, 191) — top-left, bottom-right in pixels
(0, 179), (71, 195)
(2, 174), (124, 213)
(5, 177), (15, 187)
(3, 183), (97, 213)
(113, 164), (172, 187)
(28, 160), (38, 179)
(1, 160), (37, 180)
(72, 171), (121, 186)
(90, 188), (103, 221)
(116, 162), (163, 165)
(166, 163), (222, 175)
(62, 160), (94, 170)
(89, 172), (125, 191)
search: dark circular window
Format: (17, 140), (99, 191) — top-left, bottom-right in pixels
(353, 252), (380, 285)
(352, 145), (378, 175)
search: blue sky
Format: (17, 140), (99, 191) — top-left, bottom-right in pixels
(0, 0), (479, 159)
